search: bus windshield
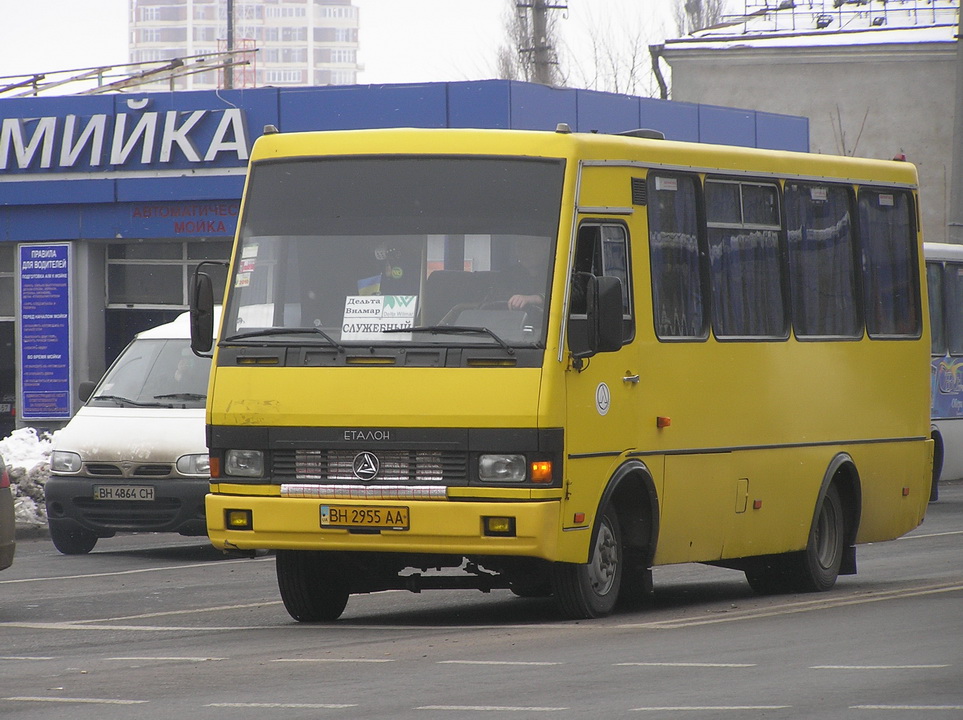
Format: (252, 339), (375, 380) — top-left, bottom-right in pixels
(223, 156), (564, 348)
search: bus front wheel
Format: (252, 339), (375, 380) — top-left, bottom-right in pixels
(551, 505), (623, 619)
(745, 484), (844, 595)
(276, 550), (350, 622)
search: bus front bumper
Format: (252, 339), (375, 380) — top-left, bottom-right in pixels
(206, 493), (569, 561)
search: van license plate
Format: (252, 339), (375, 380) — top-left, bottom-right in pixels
(94, 485), (155, 501)
(320, 505), (409, 530)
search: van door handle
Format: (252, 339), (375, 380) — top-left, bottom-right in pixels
(623, 374), (640, 384)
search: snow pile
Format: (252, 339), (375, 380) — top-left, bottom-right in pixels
(1, 427), (54, 527)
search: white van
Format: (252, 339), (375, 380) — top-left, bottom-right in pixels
(45, 311), (215, 554)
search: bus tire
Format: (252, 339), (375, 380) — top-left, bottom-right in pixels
(551, 505), (622, 619)
(48, 520), (98, 555)
(276, 550), (349, 622)
(745, 484), (844, 595)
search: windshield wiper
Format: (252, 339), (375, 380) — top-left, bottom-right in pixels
(154, 393), (207, 402)
(222, 327), (345, 352)
(384, 325), (515, 355)
(91, 394), (171, 408)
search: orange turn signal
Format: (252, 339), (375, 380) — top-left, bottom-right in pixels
(530, 461), (553, 483)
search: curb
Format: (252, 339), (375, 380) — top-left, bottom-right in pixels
(15, 523), (49, 540)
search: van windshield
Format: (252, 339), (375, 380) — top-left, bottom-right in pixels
(89, 339), (212, 409)
(222, 156), (564, 348)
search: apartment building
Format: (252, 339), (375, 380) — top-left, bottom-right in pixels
(128, 0), (360, 90)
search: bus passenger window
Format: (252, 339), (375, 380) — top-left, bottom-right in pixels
(706, 179), (787, 339)
(785, 183), (860, 338)
(927, 262), (945, 355)
(647, 173), (707, 340)
(858, 189), (920, 338)
(943, 264), (963, 356)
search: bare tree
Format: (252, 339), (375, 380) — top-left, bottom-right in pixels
(496, 0), (565, 86)
(561, 4), (663, 97)
(674, 0), (727, 35)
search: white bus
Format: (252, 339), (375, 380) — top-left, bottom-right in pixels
(925, 241), (963, 500)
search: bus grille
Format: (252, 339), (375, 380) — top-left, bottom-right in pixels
(273, 450), (468, 484)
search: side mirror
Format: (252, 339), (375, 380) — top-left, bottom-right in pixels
(590, 274), (624, 353)
(569, 273), (624, 359)
(78, 381), (96, 403)
(190, 271), (215, 356)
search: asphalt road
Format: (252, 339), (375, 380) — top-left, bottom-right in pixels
(2, 481), (961, 720)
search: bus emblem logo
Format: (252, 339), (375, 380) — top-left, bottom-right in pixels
(352, 452), (380, 481)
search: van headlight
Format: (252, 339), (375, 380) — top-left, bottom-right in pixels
(479, 454), (527, 483)
(51, 450), (82, 473)
(224, 449), (264, 477)
(176, 453), (211, 476)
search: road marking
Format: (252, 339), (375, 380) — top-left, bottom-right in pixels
(812, 664), (949, 670)
(4, 696), (148, 705)
(616, 662), (756, 668)
(207, 702), (356, 709)
(0, 622), (280, 632)
(418, 705), (568, 712)
(438, 660), (562, 666)
(107, 656), (226, 662)
(631, 706), (791, 712)
(272, 658), (394, 663)
(0, 656), (55, 661)
(618, 580), (963, 630)
(0, 556), (273, 585)
(853, 706), (963, 711)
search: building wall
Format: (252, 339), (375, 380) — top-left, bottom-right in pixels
(664, 41), (956, 243)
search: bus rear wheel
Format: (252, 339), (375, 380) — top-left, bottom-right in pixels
(551, 505), (622, 619)
(745, 484), (844, 595)
(276, 550), (350, 622)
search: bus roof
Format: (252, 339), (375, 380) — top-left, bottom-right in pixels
(924, 242), (963, 262)
(249, 126), (920, 189)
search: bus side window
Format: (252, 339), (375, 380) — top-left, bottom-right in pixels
(705, 178), (787, 339)
(785, 183), (861, 339)
(928, 262), (945, 355)
(944, 263), (963, 356)
(647, 173), (707, 340)
(858, 189), (921, 338)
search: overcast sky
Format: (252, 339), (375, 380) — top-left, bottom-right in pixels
(0, 0), (677, 89)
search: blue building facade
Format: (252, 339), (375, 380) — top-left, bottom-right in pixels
(0, 80), (809, 429)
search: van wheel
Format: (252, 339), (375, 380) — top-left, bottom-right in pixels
(746, 484), (844, 594)
(276, 550), (349, 622)
(49, 520), (98, 555)
(551, 505), (622, 619)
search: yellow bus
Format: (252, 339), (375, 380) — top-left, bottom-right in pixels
(190, 125), (932, 621)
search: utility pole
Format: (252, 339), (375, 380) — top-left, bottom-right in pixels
(517, 0), (567, 86)
(224, 0), (235, 90)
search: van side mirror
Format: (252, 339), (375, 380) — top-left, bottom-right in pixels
(569, 273), (624, 360)
(78, 381), (96, 403)
(190, 271), (215, 356)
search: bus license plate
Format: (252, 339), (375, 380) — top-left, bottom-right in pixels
(93, 485), (155, 501)
(320, 505), (409, 530)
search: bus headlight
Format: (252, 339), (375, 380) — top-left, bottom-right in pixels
(176, 453), (211, 476)
(479, 454), (526, 483)
(50, 450), (82, 473)
(224, 449), (264, 477)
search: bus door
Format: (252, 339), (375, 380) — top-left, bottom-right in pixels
(563, 220), (642, 525)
